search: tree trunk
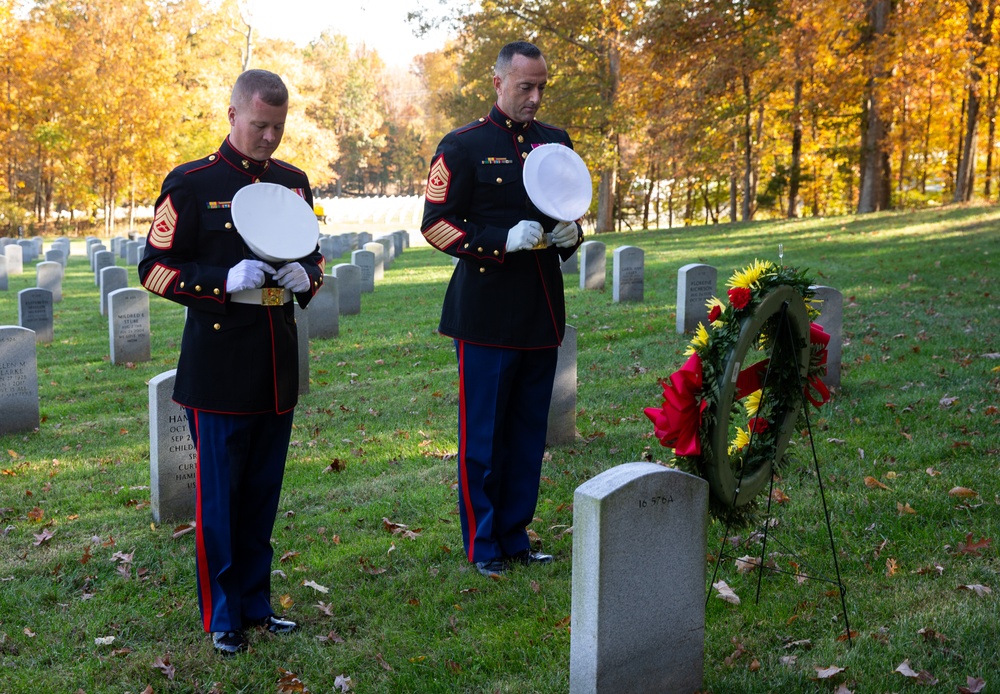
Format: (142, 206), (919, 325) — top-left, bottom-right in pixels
(984, 68), (997, 198)
(596, 168), (616, 233)
(857, 0), (891, 214)
(741, 72), (753, 221)
(954, 0), (998, 202)
(788, 77), (803, 218)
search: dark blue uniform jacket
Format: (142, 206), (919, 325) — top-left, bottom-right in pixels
(421, 104), (583, 349)
(139, 137), (324, 414)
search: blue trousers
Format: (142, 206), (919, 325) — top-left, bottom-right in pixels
(455, 341), (557, 563)
(186, 408), (293, 633)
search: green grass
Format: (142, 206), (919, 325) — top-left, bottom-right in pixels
(1, 204), (998, 693)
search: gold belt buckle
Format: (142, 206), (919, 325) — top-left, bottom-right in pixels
(261, 288), (285, 306)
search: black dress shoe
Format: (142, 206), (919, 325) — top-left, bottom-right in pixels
(250, 615), (298, 634)
(212, 630), (247, 655)
(474, 558), (508, 577)
(509, 550), (554, 565)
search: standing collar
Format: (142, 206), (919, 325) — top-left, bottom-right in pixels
(218, 137), (271, 179)
(489, 104), (532, 133)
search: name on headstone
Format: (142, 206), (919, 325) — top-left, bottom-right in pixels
(676, 263), (718, 334)
(0, 326), (40, 435)
(148, 370), (196, 522)
(612, 246), (644, 303)
(18, 288), (54, 343)
(108, 288), (151, 364)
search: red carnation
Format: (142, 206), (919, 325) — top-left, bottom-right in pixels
(747, 417), (769, 433)
(728, 286), (752, 310)
(708, 304), (722, 322)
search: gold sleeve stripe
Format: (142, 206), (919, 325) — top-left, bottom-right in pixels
(149, 195), (178, 249)
(143, 263), (179, 296)
(425, 155), (451, 204)
(423, 219), (463, 250)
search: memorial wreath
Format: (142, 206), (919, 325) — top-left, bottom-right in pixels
(645, 260), (832, 527)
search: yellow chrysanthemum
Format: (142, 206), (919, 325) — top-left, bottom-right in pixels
(745, 389), (762, 417)
(705, 296), (726, 326)
(727, 427), (751, 455)
(805, 296), (823, 321)
(727, 259), (775, 289)
(684, 322), (710, 356)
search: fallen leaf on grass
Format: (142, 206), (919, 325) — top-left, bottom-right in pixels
(94, 636), (115, 646)
(914, 563), (944, 576)
(315, 601), (335, 616)
(959, 676), (986, 693)
(836, 630), (859, 643)
(955, 533), (992, 556)
(171, 523), (195, 539)
(27, 507), (43, 522)
(375, 653), (393, 671)
(896, 502), (916, 515)
(279, 550), (300, 563)
(864, 476), (889, 490)
(833, 684), (854, 694)
(735, 556), (759, 573)
(957, 584), (992, 597)
(152, 655), (175, 680)
(23, 627), (36, 637)
(784, 639), (812, 650)
(358, 557), (387, 575)
(926, 467), (941, 476)
(446, 660), (462, 674)
(885, 558), (899, 577)
(277, 667), (311, 693)
(771, 488), (791, 504)
(812, 665), (846, 679)
(939, 395), (959, 407)
(303, 579), (329, 594)
(917, 628), (947, 643)
(333, 674), (352, 692)
(713, 580), (740, 605)
(33, 529), (54, 546)
(279, 594), (294, 610)
(317, 630), (345, 644)
(949, 487), (979, 498)
(894, 660), (938, 684)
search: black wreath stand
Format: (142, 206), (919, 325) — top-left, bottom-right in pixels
(705, 296), (853, 646)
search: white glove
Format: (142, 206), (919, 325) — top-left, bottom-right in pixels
(227, 259), (276, 293)
(273, 262), (311, 294)
(506, 220), (544, 253)
(551, 221), (580, 248)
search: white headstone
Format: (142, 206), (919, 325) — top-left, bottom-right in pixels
(100, 266), (129, 317)
(108, 288), (151, 364)
(352, 249), (376, 292)
(93, 250), (115, 286)
(676, 263), (718, 334)
(18, 287), (53, 343)
(36, 261), (63, 303)
(332, 263), (362, 314)
(148, 370), (196, 522)
(570, 463), (708, 694)
(0, 255), (8, 291)
(546, 325), (577, 445)
(561, 247), (579, 274)
(0, 326), (40, 435)
(308, 275), (339, 339)
(612, 246), (644, 303)
(579, 241), (606, 290)
(3, 244), (23, 275)
(295, 304), (309, 394)
(811, 285), (843, 388)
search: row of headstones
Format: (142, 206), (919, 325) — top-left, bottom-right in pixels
(0, 229), (414, 438)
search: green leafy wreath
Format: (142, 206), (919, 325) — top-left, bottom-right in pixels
(645, 260), (831, 527)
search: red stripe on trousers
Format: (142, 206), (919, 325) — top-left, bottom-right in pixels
(191, 410), (214, 632)
(457, 341), (477, 562)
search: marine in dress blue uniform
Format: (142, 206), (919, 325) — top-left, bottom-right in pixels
(139, 70), (323, 652)
(421, 42), (583, 575)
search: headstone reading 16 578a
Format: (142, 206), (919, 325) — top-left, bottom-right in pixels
(676, 263), (718, 334)
(352, 249), (375, 293)
(570, 463), (707, 694)
(148, 370), (196, 522)
(307, 275), (339, 340)
(0, 326), (40, 435)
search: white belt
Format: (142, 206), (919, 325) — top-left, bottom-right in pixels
(230, 287), (292, 306)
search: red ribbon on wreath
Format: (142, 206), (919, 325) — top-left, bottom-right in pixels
(804, 322), (831, 407)
(643, 353), (707, 456)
